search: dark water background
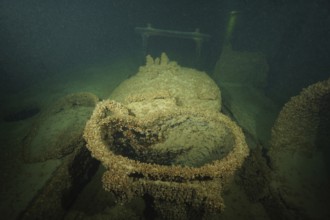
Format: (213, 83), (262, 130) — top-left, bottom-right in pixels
(0, 0), (329, 103)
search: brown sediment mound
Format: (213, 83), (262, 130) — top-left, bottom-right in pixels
(110, 53), (221, 112)
(22, 92), (100, 163)
(84, 54), (249, 219)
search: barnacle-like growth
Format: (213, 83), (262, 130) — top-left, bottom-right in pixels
(269, 78), (330, 219)
(270, 78), (330, 156)
(84, 54), (249, 218)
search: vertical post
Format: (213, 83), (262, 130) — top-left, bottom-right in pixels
(194, 39), (202, 67)
(141, 33), (149, 57)
(193, 28), (203, 67)
(224, 11), (239, 46)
